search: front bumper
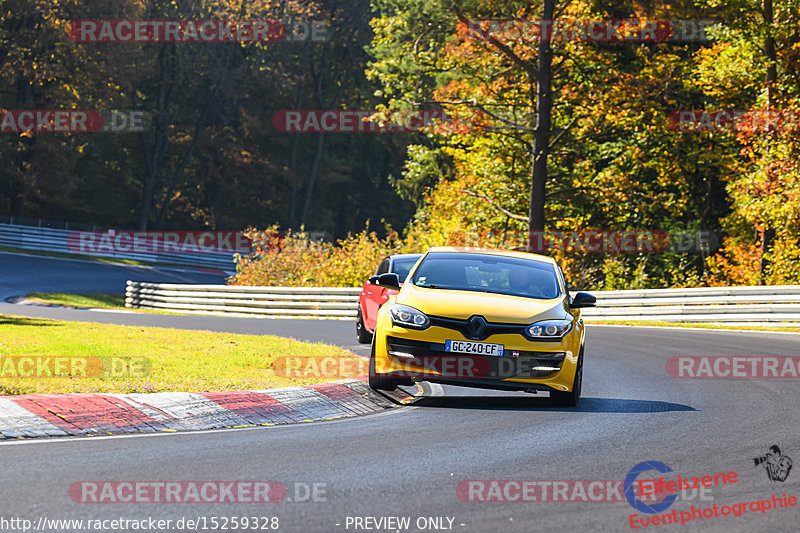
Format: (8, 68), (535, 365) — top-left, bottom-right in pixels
(373, 318), (582, 393)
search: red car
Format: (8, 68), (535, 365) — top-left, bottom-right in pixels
(356, 253), (423, 343)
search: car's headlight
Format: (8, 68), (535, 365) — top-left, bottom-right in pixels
(387, 303), (430, 329)
(525, 319), (573, 340)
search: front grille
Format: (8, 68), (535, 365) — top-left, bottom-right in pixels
(428, 316), (526, 341)
(385, 336), (564, 378)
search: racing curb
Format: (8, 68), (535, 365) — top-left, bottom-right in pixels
(0, 379), (420, 440)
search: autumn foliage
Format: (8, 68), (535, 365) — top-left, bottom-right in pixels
(231, 226), (409, 287)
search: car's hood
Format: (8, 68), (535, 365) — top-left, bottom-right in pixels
(396, 283), (568, 323)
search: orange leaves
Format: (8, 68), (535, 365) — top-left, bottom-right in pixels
(231, 225), (409, 287)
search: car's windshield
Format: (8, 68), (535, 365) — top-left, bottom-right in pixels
(391, 255), (422, 281)
(411, 252), (561, 299)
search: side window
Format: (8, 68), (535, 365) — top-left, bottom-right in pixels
(376, 258), (390, 275)
(557, 267), (569, 299)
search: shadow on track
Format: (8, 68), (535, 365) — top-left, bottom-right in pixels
(417, 396), (695, 413)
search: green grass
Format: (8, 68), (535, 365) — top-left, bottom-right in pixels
(589, 320), (800, 333)
(26, 292), (127, 309)
(0, 314), (366, 395)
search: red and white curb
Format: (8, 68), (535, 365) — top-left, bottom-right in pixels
(0, 380), (418, 439)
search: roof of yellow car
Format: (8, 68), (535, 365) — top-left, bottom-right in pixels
(425, 246), (557, 264)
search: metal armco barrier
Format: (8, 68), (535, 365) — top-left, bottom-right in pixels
(126, 282), (800, 324)
(580, 285), (800, 325)
(126, 282), (361, 319)
(0, 223), (238, 270)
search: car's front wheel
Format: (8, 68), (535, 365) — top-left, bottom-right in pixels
(368, 339), (399, 391)
(356, 307), (372, 344)
(550, 346), (583, 407)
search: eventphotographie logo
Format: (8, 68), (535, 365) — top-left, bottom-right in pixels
(753, 445), (793, 482)
(625, 461), (679, 514)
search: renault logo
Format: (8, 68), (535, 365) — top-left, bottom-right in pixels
(467, 316), (487, 339)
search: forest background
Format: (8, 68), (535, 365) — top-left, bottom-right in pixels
(2, 0), (799, 289)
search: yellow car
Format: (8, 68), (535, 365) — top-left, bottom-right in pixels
(368, 247), (595, 406)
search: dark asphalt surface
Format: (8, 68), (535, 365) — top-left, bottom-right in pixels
(1, 251), (799, 532)
(0, 251), (370, 355)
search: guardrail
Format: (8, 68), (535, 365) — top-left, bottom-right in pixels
(125, 282), (800, 324)
(0, 223), (238, 270)
(580, 285), (800, 324)
(126, 282), (361, 319)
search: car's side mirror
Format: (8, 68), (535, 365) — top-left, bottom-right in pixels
(376, 273), (401, 290)
(570, 292), (596, 309)
(368, 275), (380, 285)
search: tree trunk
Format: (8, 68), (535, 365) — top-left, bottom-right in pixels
(137, 46), (176, 231)
(528, 0), (554, 244)
(299, 131), (326, 227)
(11, 75), (32, 219)
(759, 0), (777, 283)
(289, 85), (305, 229)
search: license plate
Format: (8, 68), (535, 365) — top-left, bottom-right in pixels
(445, 340), (504, 356)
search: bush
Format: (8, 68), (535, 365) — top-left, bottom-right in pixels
(230, 225), (409, 287)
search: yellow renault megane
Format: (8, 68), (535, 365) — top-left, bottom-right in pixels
(368, 247), (595, 406)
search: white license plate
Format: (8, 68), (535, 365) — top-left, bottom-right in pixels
(445, 340), (504, 356)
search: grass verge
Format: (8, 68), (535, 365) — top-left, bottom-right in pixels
(588, 320), (800, 333)
(0, 314), (365, 395)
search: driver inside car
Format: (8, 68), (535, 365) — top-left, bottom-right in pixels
(508, 267), (549, 298)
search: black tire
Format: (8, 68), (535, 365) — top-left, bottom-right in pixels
(368, 338), (398, 391)
(550, 346), (583, 407)
(356, 307), (372, 344)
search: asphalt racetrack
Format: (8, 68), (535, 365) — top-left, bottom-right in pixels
(1, 251), (798, 532)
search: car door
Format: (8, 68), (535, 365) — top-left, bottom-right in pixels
(363, 257), (390, 330)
